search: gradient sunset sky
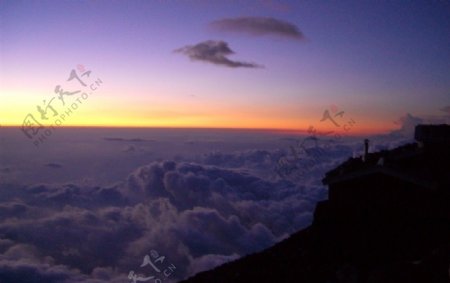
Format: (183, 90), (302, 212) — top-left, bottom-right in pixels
(1, 0), (449, 134)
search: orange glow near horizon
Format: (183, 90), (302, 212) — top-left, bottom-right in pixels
(1, 90), (397, 135)
(2, 119), (395, 136)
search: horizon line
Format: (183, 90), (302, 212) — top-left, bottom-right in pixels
(0, 124), (392, 136)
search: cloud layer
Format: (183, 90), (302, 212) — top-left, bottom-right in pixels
(0, 125), (420, 282)
(210, 17), (304, 40)
(175, 40), (262, 68)
(0, 159), (326, 282)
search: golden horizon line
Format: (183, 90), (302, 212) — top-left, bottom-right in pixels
(0, 124), (392, 136)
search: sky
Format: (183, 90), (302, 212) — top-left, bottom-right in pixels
(1, 0), (450, 133)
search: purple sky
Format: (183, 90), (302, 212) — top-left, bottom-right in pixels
(1, 0), (449, 132)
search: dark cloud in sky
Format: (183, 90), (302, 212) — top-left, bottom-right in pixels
(175, 40), (262, 68)
(210, 17), (304, 40)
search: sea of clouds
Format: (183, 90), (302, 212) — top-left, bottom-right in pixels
(0, 113), (436, 282)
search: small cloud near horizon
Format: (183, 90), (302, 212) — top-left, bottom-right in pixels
(175, 40), (263, 68)
(440, 105), (450, 115)
(44, 163), (63, 169)
(391, 113), (423, 137)
(209, 17), (304, 40)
